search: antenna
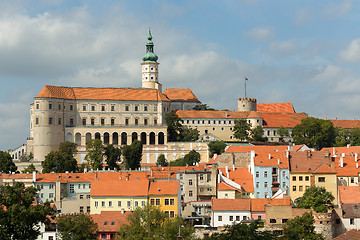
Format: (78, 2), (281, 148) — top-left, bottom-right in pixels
(244, 77), (248, 99)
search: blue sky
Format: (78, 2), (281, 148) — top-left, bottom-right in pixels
(1, 0), (360, 151)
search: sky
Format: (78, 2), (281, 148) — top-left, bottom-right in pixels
(1, 0), (360, 151)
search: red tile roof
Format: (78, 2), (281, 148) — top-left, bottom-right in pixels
(91, 211), (130, 232)
(257, 103), (295, 113)
(91, 180), (149, 197)
(251, 197), (291, 212)
(218, 167), (254, 192)
(289, 151), (333, 173)
(36, 85), (170, 102)
(225, 145), (302, 153)
(330, 120), (360, 129)
(148, 181), (179, 195)
(338, 186), (360, 204)
(334, 154), (360, 177)
(321, 146), (360, 155)
(163, 89), (201, 103)
(176, 110), (249, 119)
(212, 198), (251, 211)
(333, 229), (360, 240)
(217, 182), (238, 191)
(260, 112), (307, 128)
(313, 164), (336, 174)
(254, 152), (289, 169)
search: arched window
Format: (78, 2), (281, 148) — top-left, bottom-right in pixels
(121, 132), (127, 145)
(104, 132), (110, 145)
(112, 132), (119, 145)
(158, 132), (165, 145)
(141, 132), (147, 145)
(85, 133), (92, 144)
(95, 132), (101, 141)
(65, 132), (73, 142)
(75, 133), (82, 145)
(149, 132), (155, 145)
(132, 132), (138, 143)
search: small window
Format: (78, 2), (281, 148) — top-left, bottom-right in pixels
(135, 201), (138, 207)
(134, 105), (139, 111)
(58, 118), (61, 125)
(58, 104), (61, 110)
(264, 172), (268, 178)
(70, 104), (73, 111)
(101, 105), (105, 111)
(80, 206), (83, 213)
(135, 118), (139, 125)
(218, 216), (222, 221)
(83, 105), (87, 111)
(299, 176), (303, 181)
(111, 118), (115, 126)
(189, 180), (193, 185)
(36, 103), (39, 109)
(49, 103), (52, 109)
(299, 186), (303, 191)
(150, 199), (155, 206)
(293, 186), (296, 191)
(102, 201), (105, 207)
(154, 118), (158, 125)
(305, 176), (309, 181)
(49, 117), (53, 125)
(144, 105), (148, 111)
(101, 118), (105, 125)
(91, 105), (96, 111)
(104, 221), (108, 226)
(170, 199), (174, 205)
(236, 216), (240, 221)
(127, 201), (131, 207)
(95, 201), (98, 207)
(36, 118), (39, 125)
(125, 118), (129, 125)
(256, 172), (259, 178)
(111, 105), (115, 111)
(292, 176), (296, 181)
(270, 219), (276, 223)
(156, 199), (160, 206)
(282, 219), (288, 223)
(318, 177), (325, 182)
(144, 118), (148, 125)
(200, 174), (204, 180)
(350, 218), (355, 225)
(118, 201), (121, 207)
(109, 201), (112, 207)
(82, 118), (86, 126)
(79, 195), (84, 199)
(91, 118), (95, 126)
(189, 191), (193, 197)
(165, 199), (169, 205)
(229, 216), (233, 221)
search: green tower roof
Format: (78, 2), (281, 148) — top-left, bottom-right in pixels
(142, 30), (158, 63)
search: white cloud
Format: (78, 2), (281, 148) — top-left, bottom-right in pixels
(267, 39), (297, 56)
(295, 7), (313, 25)
(326, 0), (353, 18)
(244, 27), (274, 41)
(339, 38), (360, 63)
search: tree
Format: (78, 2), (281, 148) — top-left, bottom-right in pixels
(117, 205), (195, 240)
(57, 213), (98, 240)
(291, 117), (335, 150)
(334, 127), (351, 147)
(180, 126), (199, 141)
(252, 126), (267, 142)
(206, 220), (274, 240)
(22, 163), (36, 173)
(42, 141), (78, 173)
(0, 151), (17, 173)
(157, 154), (167, 166)
(85, 139), (104, 170)
(193, 104), (216, 111)
(104, 144), (121, 170)
(122, 140), (143, 170)
(184, 149), (201, 166)
(208, 140), (227, 158)
(20, 152), (34, 162)
(296, 186), (334, 213)
(283, 212), (324, 240)
(350, 127), (360, 146)
(277, 126), (290, 142)
(0, 182), (54, 240)
(165, 112), (183, 142)
(233, 119), (253, 141)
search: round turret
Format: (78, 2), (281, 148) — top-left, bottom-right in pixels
(237, 98), (257, 112)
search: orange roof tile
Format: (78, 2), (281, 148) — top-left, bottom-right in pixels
(321, 146), (360, 155)
(333, 229), (360, 240)
(217, 182), (239, 191)
(251, 197), (291, 212)
(148, 181), (179, 195)
(91, 211), (130, 232)
(334, 154), (360, 177)
(226, 145), (292, 153)
(330, 120), (360, 129)
(289, 151), (332, 173)
(163, 88), (201, 103)
(260, 112), (307, 128)
(247, 111), (262, 118)
(35, 85), (170, 102)
(176, 110), (249, 119)
(254, 151), (289, 169)
(338, 186), (360, 204)
(313, 164), (336, 174)
(212, 198), (251, 211)
(219, 168), (254, 192)
(257, 103), (295, 113)
(91, 180), (149, 196)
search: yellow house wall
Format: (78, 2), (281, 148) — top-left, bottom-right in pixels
(289, 173), (312, 201)
(90, 196), (147, 214)
(314, 173), (338, 205)
(148, 195), (179, 216)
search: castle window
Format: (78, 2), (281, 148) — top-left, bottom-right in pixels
(49, 117), (53, 125)
(154, 105), (157, 111)
(36, 103), (39, 109)
(70, 104), (73, 111)
(144, 118), (148, 125)
(213, 120), (216, 124)
(91, 105), (96, 111)
(58, 118), (61, 125)
(91, 118), (95, 126)
(83, 105), (87, 111)
(111, 105), (115, 111)
(101, 118), (105, 125)
(135, 105), (139, 111)
(111, 118), (115, 126)
(101, 105), (105, 111)
(49, 103), (52, 109)
(58, 104), (61, 110)
(70, 118), (74, 126)
(125, 105), (129, 111)
(154, 118), (158, 125)
(36, 117), (39, 125)
(125, 118), (129, 125)
(144, 105), (148, 111)
(135, 118), (139, 125)
(82, 118), (86, 126)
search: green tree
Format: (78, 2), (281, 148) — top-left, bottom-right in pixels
(208, 140), (227, 158)
(57, 213), (98, 240)
(184, 149), (201, 166)
(22, 163), (36, 173)
(334, 127), (351, 147)
(193, 104), (216, 111)
(350, 127), (360, 146)
(296, 186), (334, 213)
(291, 117), (335, 150)
(0, 151), (17, 173)
(180, 126), (199, 141)
(206, 220), (274, 240)
(233, 119), (253, 141)
(20, 152), (34, 162)
(283, 212), (324, 240)
(165, 112), (183, 142)
(277, 126), (290, 142)
(169, 157), (186, 166)
(122, 140), (143, 170)
(252, 126), (267, 142)
(0, 182), (54, 240)
(104, 144), (121, 170)
(85, 139), (104, 170)
(157, 154), (167, 166)
(42, 141), (78, 173)
(117, 205), (195, 240)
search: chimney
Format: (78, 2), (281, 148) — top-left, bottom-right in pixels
(342, 153), (345, 158)
(225, 166), (229, 178)
(233, 164), (235, 172)
(32, 171), (36, 183)
(268, 153), (271, 160)
(347, 144), (350, 149)
(356, 153), (358, 162)
(248, 165), (251, 173)
(213, 153), (217, 160)
(357, 163), (359, 169)
(333, 147), (335, 156)
(276, 149), (278, 152)
(286, 151), (289, 158)
(340, 157), (344, 168)
(121, 209), (124, 214)
(277, 158), (280, 165)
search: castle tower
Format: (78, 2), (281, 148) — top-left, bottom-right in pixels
(141, 30), (162, 92)
(237, 98), (257, 112)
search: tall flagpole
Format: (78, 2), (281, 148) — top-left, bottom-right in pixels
(245, 77), (247, 99)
